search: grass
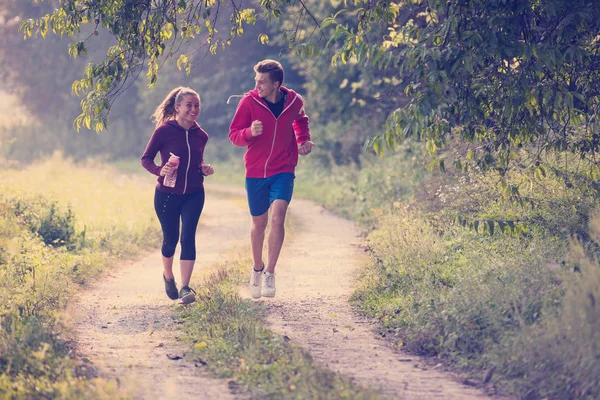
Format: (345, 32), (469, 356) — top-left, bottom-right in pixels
(7, 144), (595, 399)
(209, 145), (600, 399)
(2, 152), (161, 257)
(177, 252), (383, 400)
(0, 154), (161, 399)
(326, 159), (600, 399)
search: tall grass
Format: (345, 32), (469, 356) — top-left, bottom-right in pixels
(0, 154), (160, 398)
(346, 163), (600, 399)
(294, 144), (426, 229)
(2, 152), (160, 256)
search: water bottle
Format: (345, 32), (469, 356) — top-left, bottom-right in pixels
(163, 153), (180, 188)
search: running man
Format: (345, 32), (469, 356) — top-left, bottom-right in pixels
(229, 59), (315, 298)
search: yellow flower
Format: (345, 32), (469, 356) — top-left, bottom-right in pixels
(194, 341), (208, 349)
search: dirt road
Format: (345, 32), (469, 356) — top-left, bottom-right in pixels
(70, 183), (496, 399)
(266, 198), (494, 399)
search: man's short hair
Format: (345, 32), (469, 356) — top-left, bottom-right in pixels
(254, 59), (284, 86)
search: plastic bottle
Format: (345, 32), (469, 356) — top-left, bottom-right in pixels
(163, 153), (180, 188)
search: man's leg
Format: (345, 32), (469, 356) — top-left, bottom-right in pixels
(251, 212), (269, 270)
(266, 199), (289, 273)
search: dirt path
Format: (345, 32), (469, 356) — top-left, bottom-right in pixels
(70, 183), (498, 400)
(266, 198), (497, 400)
(69, 187), (250, 400)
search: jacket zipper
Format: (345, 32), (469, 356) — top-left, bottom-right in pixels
(251, 96), (298, 178)
(184, 130), (191, 193)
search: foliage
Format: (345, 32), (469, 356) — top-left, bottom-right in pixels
(352, 202), (587, 397)
(265, 0), (411, 167)
(10, 197), (82, 250)
(422, 153), (599, 241)
(321, 0), (600, 176)
(2, 1), (310, 163)
(273, 125), (600, 398)
(294, 142), (427, 228)
(0, 0), (150, 162)
(19, 0), (600, 179)
(0, 313), (122, 399)
(2, 153), (161, 256)
(318, 153), (599, 398)
(488, 241), (600, 399)
(18, 0), (298, 132)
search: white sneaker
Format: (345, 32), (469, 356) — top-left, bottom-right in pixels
(262, 272), (276, 297)
(250, 268), (263, 299)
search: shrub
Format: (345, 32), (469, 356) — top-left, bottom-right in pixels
(9, 196), (83, 251)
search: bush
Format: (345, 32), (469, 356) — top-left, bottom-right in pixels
(350, 162), (600, 398)
(38, 203), (78, 249)
(9, 195), (83, 251)
(295, 144), (428, 229)
(352, 206), (565, 357)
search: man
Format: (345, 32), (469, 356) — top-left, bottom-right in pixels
(229, 59), (315, 298)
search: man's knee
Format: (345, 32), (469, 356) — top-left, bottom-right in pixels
(270, 212), (286, 228)
(270, 202), (288, 228)
(251, 216), (268, 232)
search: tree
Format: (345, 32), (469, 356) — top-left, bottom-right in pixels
(271, 0), (414, 167)
(22, 0), (600, 178)
(321, 0), (600, 178)
(3, 0), (289, 161)
(19, 0), (299, 131)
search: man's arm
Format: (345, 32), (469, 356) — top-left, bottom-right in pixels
(229, 97), (255, 147)
(293, 105), (314, 155)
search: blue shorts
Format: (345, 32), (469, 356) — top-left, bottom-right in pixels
(245, 172), (295, 216)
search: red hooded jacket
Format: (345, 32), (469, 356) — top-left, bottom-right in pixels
(229, 87), (310, 178)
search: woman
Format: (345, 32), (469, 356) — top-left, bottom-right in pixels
(141, 87), (214, 304)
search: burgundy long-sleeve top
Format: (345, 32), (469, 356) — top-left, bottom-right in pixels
(141, 120), (209, 195)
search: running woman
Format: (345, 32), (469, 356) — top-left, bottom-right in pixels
(141, 86), (214, 304)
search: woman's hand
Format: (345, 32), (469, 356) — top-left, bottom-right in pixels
(160, 162), (176, 177)
(201, 164), (214, 176)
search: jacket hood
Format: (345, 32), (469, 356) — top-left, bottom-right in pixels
(246, 86), (303, 107)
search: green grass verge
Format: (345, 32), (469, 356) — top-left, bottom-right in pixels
(177, 254), (383, 400)
(344, 165), (600, 399)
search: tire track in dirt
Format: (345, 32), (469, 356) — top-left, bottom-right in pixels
(68, 186), (250, 400)
(264, 198), (502, 400)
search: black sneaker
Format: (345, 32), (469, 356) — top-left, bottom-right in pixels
(163, 274), (179, 300)
(179, 286), (196, 305)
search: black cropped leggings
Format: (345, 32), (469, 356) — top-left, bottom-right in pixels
(154, 188), (205, 260)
